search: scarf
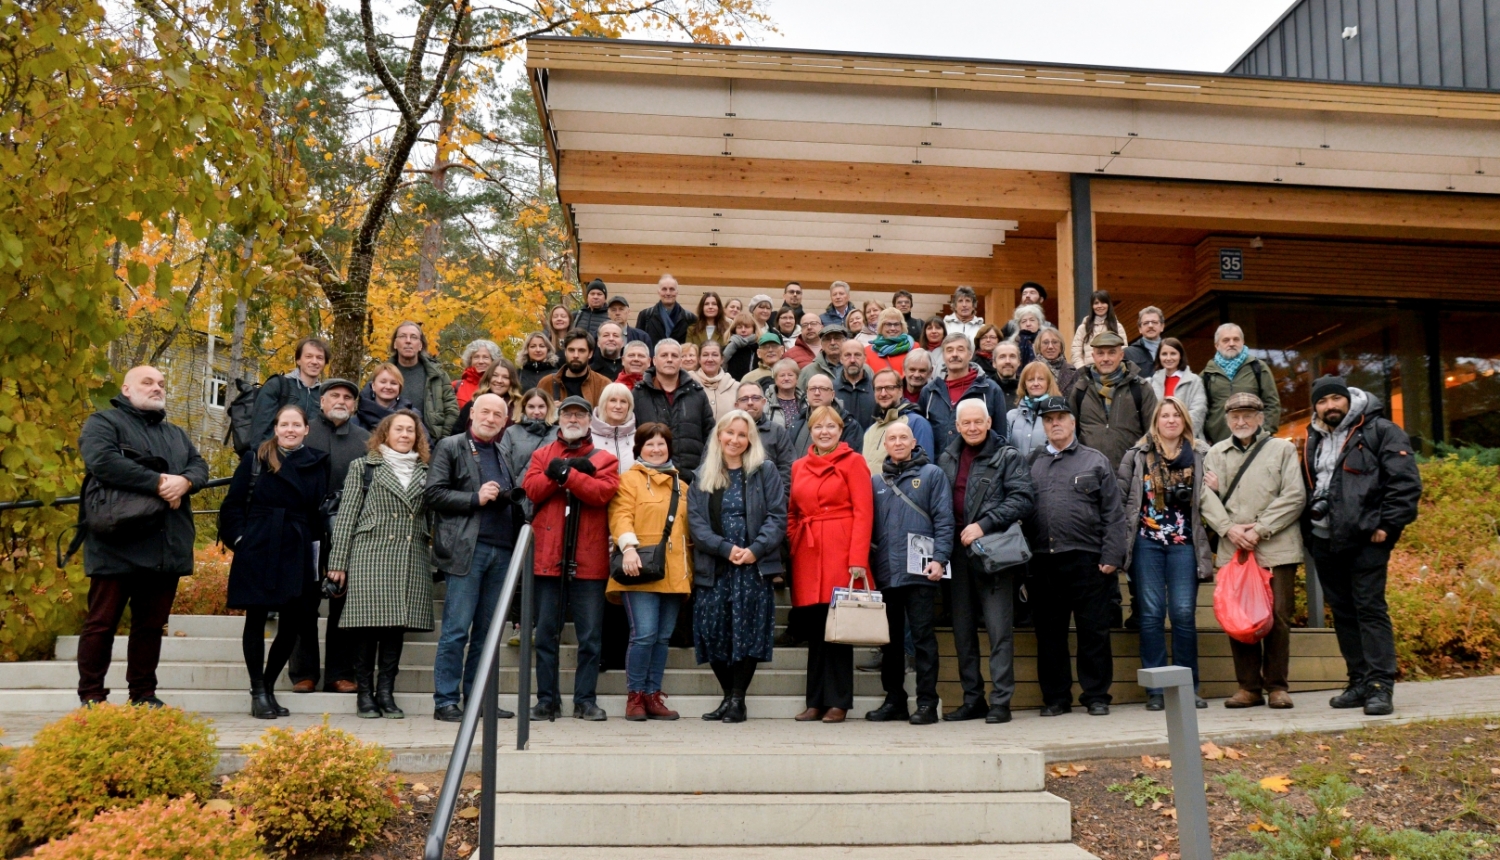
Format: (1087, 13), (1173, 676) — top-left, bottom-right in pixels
(1021, 394), (1046, 413)
(641, 459), (676, 474)
(723, 332), (754, 361)
(945, 367), (978, 403)
(1145, 435), (1195, 516)
(872, 332), (913, 357)
(1016, 329), (1037, 367)
(1089, 364), (1128, 409)
(1214, 350), (1250, 380)
(380, 444), (421, 489)
(616, 370), (644, 390)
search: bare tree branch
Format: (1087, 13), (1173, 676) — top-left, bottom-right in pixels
(360, 0), (418, 126)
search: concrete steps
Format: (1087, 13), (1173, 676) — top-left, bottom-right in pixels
(491, 847), (1096, 860)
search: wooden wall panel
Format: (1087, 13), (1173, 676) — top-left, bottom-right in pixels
(1191, 236), (1500, 303)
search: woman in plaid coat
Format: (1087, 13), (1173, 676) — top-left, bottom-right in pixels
(328, 410), (434, 720)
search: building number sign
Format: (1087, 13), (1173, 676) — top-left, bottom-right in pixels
(1219, 248), (1244, 281)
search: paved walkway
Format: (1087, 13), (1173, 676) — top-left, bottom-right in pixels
(3, 677), (1497, 771)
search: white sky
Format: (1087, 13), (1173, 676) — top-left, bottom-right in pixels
(754, 0), (1294, 72)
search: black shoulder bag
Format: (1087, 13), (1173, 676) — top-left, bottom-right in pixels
(610, 474), (680, 585)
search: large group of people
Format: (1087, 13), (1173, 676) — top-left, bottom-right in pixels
(75, 273), (1423, 726)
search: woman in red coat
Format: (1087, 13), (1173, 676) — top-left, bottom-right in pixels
(788, 405), (874, 723)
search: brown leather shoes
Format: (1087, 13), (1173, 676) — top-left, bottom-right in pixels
(329, 680), (357, 693)
(794, 707), (825, 721)
(1224, 689), (1265, 708)
(822, 708), (847, 723)
(291, 679), (316, 694)
(1267, 690), (1294, 709)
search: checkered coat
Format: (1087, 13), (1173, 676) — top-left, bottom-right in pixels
(328, 452), (435, 632)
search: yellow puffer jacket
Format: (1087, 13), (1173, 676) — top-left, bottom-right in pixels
(606, 462), (693, 602)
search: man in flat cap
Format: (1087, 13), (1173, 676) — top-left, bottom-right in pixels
(1199, 392), (1305, 710)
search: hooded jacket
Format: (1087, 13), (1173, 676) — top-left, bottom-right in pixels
(498, 418), (557, 517)
(631, 370), (717, 471)
(79, 397), (210, 578)
(519, 357), (559, 393)
(1006, 399), (1048, 461)
(606, 462), (692, 602)
(917, 362), (1011, 457)
(388, 352), (459, 440)
(1200, 354), (1282, 445)
(871, 450), (955, 590)
(1301, 389), (1422, 553)
(522, 435), (621, 580)
(356, 383), (430, 445)
(862, 401), (935, 474)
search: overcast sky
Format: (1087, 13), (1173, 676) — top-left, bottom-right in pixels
(754, 0), (1294, 72)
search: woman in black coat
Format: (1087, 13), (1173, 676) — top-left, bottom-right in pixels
(220, 404), (329, 719)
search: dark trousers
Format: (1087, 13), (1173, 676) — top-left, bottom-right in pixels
(1032, 551), (1115, 706)
(243, 599), (304, 690)
(950, 559), (1016, 707)
(803, 604), (854, 710)
(1309, 536), (1398, 689)
(76, 574), (179, 702)
(352, 626), (405, 694)
(289, 588), (353, 689)
(1229, 563), (1297, 693)
(880, 585), (939, 709)
(534, 576), (606, 708)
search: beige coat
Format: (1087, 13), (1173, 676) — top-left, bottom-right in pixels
(606, 462), (693, 602)
(690, 369), (740, 421)
(1199, 434), (1306, 568)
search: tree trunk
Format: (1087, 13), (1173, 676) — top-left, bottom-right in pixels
(416, 100), (457, 296)
(229, 296), (247, 382)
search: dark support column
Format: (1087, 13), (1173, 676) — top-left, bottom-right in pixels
(1425, 309), (1444, 446)
(1071, 175), (1094, 315)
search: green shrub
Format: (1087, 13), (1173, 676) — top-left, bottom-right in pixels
(227, 718), (398, 853)
(1219, 773), (1481, 860)
(31, 795), (265, 860)
(0, 704), (217, 847)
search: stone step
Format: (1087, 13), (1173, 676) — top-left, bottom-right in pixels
(161, 615), (788, 645)
(492, 847), (1095, 860)
(492, 791), (1071, 846)
(492, 748), (1043, 794)
(0, 688), (887, 717)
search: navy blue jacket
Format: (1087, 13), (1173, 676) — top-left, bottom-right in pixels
(870, 450), (954, 590)
(918, 363), (1011, 457)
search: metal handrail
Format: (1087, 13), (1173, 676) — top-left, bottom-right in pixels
(424, 525), (534, 860)
(0, 477), (234, 513)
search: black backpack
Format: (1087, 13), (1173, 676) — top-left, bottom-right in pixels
(224, 378), (263, 455)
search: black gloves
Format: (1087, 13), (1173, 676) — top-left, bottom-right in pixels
(544, 458), (570, 484)
(569, 456), (597, 476)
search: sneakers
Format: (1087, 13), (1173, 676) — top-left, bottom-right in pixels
(129, 695), (166, 709)
(1328, 685), (1367, 709)
(1363, 683), (1394, 716)
(1086, 702), (1110, 716)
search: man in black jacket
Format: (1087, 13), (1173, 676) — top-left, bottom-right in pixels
(76, 366), (210, 707)
(590, 322), (626, 380)
(249, 336), (327, 445)
(1024, 396), (1129, 717)
(1122, 306), (1164, 377)
(571, 278), (612, 337)
(631, 339), (716, 472)
(790, 373), (863, 458)
(736, 380), (794, 494)
(635, 274), (697, 347)
(1302, 376), (1422, 716)
(937, 400), (1036, 724)
(289, 378), (369, 694)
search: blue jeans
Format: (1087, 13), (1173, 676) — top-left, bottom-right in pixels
(433, 542), (511, 708)
(1132, 537), (1200, 695)
(534, 576), (606, 708)
(621, 591), (682, 693)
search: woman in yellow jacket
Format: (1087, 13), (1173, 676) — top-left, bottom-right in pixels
(607, 422), (693, 721)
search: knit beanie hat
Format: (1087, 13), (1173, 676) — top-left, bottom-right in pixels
(1310, 375), (1350, 405)
(586, 278), (608, 298)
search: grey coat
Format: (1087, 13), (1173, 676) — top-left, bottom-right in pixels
(305, 414), (370, 493)
(1115, 439), (1217, 580)
(687, 460), (787, 587)
(425, 433), (521, 578)
(498, 419), (556, 517)
(328, 453), (434, 631)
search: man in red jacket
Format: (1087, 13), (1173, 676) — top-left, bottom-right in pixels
(523, 395), (621, 721)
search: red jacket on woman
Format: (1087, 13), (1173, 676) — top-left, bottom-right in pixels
(454, 366), (483, 409)
(788, 442), (874, 607)
(523, 436), (620, 580)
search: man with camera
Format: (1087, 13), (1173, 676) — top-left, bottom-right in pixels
(1301, 376), (1421, 716)
(76, 365), (209, 707)
(425, 393), (525, 723)
(522, 396), (621, 721)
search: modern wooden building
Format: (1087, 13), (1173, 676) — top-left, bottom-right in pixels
(527, 27), (1500, 450)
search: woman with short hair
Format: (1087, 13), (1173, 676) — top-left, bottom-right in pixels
(1034, 327), (1079, 395)
(327, 409), (434, 719)
(845, 309), (874, 346)
(921, 316), (947, 354)
(865, 308), (915, 378)
(773, 307), (801, 345)
(592, 382), (638, 474)
(687, 410), (787, 723)
(454, 339), (501, 409)
(1009, 304), (1046, 366)
(722, 312), (760, 380)
(608, 424), (693, 721)
(973, 324), (1004, 380)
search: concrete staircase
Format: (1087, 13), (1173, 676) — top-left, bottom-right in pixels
(483, 746), (1093, 858)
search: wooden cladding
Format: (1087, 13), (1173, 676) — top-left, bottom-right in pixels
(1191, 236), (1500, 303)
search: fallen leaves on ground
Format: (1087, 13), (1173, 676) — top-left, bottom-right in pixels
(1202, 742), (1247, 761)
(1050, 763), (1089, 778)
(457, 806), (479, 820)
(1259, 774), (1294, 793)
(1141, 755), (1172, 769)
(1248, 818), (1280, 833)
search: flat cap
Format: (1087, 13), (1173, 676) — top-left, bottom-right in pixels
(1223, 392), (1265, 412)
(558, 395), (593, 414)
(1089, 330), (1126, 349)
(819, 324), (849, 338)
(319, 378), (360, 398)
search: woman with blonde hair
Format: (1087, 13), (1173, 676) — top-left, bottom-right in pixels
(865, 308), (916, 377)
(1034, 326), (1079, 394)
(1007, 361), (1062, 459)
(326, 409), (433, 719)
(722, 312), (760, 380)
(591, 382), (638, 473)
(518, 332), (559, 392)
(787, 405), (874, 723)
(546, 304), (573, 353)
(1116, 395), (1214, 712)
(687, 410), (787, 723)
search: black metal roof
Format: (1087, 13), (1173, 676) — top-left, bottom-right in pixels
(1228, 0), (1500, 90)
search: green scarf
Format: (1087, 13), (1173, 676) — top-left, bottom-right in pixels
(1090, 365), (1128, 409)
(872, 333), (914, 357)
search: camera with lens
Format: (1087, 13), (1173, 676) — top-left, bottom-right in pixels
(1309, 496), (1332, 518)
(1167, 483), (1194, 508)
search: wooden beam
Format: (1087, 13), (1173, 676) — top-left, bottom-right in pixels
(1056, 215), (1076, 338)
(559, 151), (1072, 222)
(579, 243), (998, 294)
(1093, 179), (1500, 243)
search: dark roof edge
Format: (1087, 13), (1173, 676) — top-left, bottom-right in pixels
(1225, 0), (1302, 72)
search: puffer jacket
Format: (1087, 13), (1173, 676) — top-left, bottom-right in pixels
(870, 450), (954, 590)
(1200, 355), (1282, 445)
(1115, 439), (1216, 580)
(1149, 369), (1208, 438)
(522, 436), (621, 580)
(1301, 389), (1422, 553)
(917, 363), (1010, 457)
(1006, 400), (1048, 460)
(1069, 360), (1158, 472)
(571, 305), (612, 338)
(606, 462), (692, 602)
(1200, 432), (1306, 568)
(590, 409), (636, 474)
(498, 418), (556, 519)
(632, 371), (717, 472)
(687, 460), (787, 586)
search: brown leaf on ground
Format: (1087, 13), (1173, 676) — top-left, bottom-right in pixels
(1050, 763), (1088, 778)
(1248, 818), (1280, 833)
(1202, 742), (1225, 760)
(1316, 744), (1332, 751)
(1260, 775), (1294, 793)
(1348, 753), (1366, 761)
(1224, 746), (1246, 760)
(1162, 807), (1178, 819)
(457, 806), (480, 820)
(457, 842), (474, 858)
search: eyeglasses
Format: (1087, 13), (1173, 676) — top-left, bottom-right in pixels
(736, 394), (765, 404)
(807, 386), (833, 393)
(874, 385), (901, 393)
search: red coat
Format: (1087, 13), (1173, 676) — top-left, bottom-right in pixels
(788, 442), (874, 607)
(523, 437), (620, 580)
(454, 366), (482, 409)
(864, 345), (908, 379)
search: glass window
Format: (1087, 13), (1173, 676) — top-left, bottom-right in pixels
(1439, 311), (1500, 447)
(206, 373), (228, 409)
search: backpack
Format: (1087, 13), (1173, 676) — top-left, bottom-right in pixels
(1071, 375), (1150, 431)
(224, 378), (264, 455)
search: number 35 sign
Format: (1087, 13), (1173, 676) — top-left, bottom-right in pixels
(1219, 248), (1244, 281)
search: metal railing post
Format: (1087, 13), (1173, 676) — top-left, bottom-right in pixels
(1138, 666), (1213, 860)
(516, 540), (534, 750)
(480, 635), (499, 860)
(1303, 552), (1325, 628)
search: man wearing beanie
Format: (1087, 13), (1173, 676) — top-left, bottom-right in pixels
(571, 278), (612, 338)
(1302, 374), (1421, 716)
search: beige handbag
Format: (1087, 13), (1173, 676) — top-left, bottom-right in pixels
(823, 574), (890, 646)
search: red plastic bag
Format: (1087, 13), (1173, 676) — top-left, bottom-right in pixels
(1213, 549), (1275, 644)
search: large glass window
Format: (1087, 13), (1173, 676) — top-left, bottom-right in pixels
(1439, 311), (1500, 447)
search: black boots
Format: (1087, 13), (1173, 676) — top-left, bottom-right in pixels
(250, 683), (278, 719)
(722, 694), (748, 723)
(264, 689), (290, 717)
(353, 635), (381, 719)
(1329, 684), (1367, 709)
(702, 694), (732, 721)
(374, 634), (404, 719)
